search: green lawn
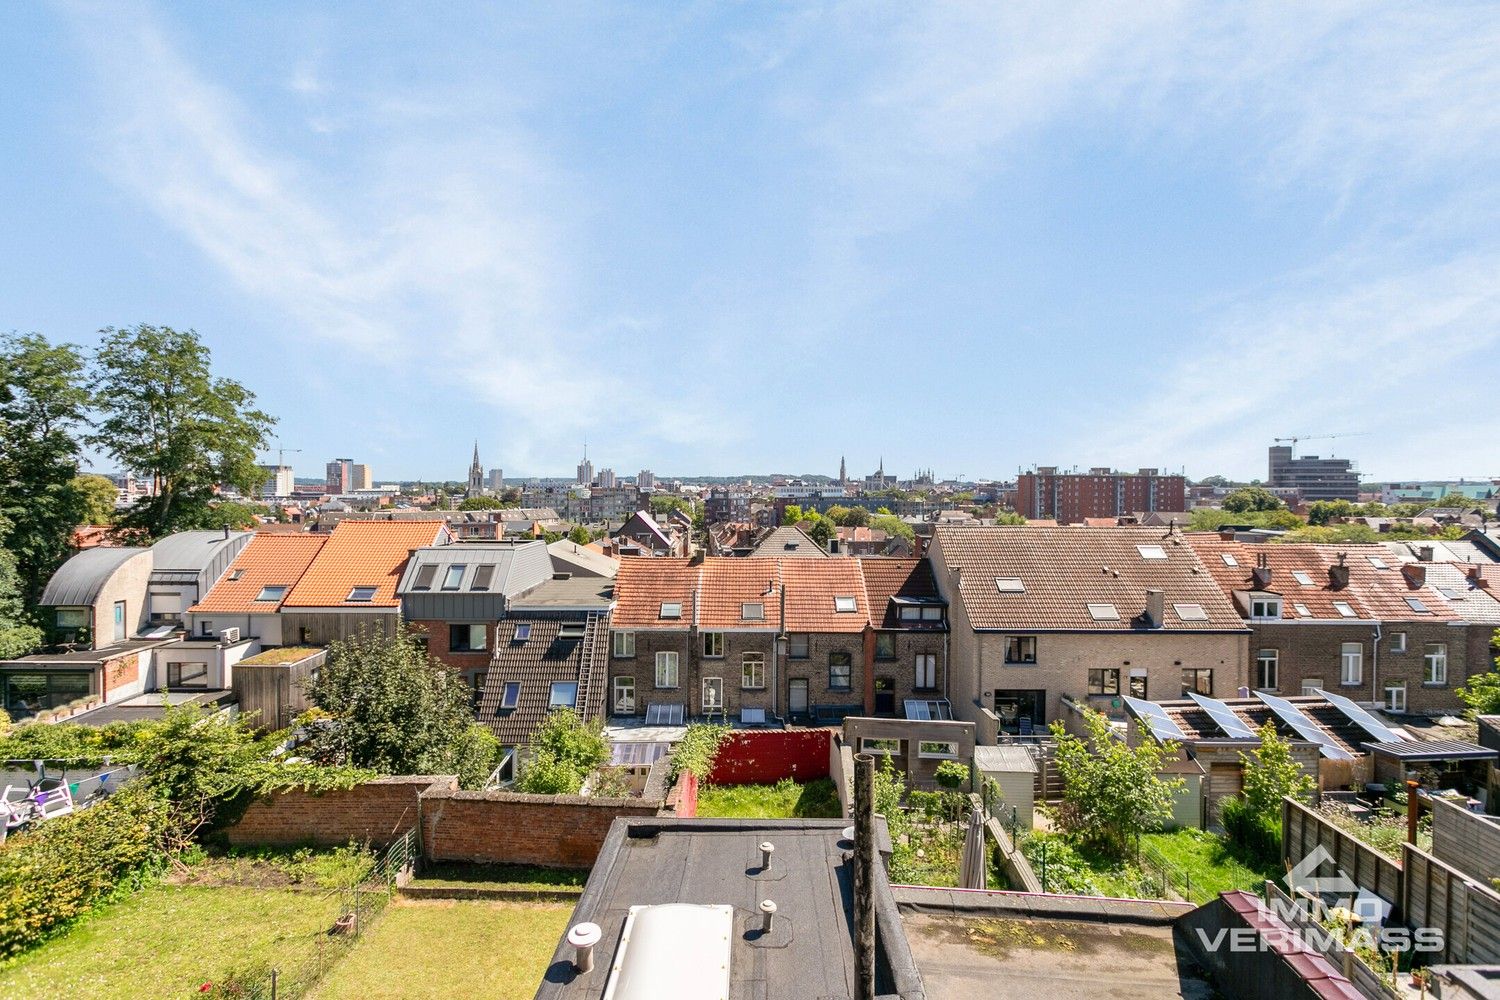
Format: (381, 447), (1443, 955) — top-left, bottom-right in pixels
(0, 885), (342, 1000)
(1018, 828), (1277, 901)
(310, 899), (571, 1000)
(1141, 828), (1281, 901)
(411, 862), (586, 892)
(695, 777), (842, 818)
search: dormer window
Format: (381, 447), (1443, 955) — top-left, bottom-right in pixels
(1249, 595), (1281, 620)
(741, 602), (765, 621)
(347, 586), (378, 602)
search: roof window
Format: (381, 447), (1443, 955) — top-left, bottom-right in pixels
(412, 564), (438, 590)
(659, 602), (682, 619)
(1087, 603), (1120, 621)
(994, 577), (1026, 594)
(834, 596), (858, 613)
(1333, 600), (1356, 618)
(514, 623), (531, 641)
(441, 565), (466, 590)
(1404, 596), (1430, 614)
(1136, 544), (1167, 560)
(549, 682), (578, 709)
(1174, 603), (1208, 622)
(1368, 556), (1389, 570)
(470, 564), (496, 591)
(1220, 553), (1239, 567)
(347, 586), (378, 602)
(558, 623), (585, 639)
(1293, 602), (1312, 617)
(1292, 571), (1315, 587)
(499, 682), (520, 709)
(741, 602), (765, 621)
(254, 585), (287, 602)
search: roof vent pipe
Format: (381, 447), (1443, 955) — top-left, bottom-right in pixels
(567, 922), (601, 974)
(759, 841), (775, 872)
(759, 899), (777, 934)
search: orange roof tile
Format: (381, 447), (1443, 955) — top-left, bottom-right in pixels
(697, 559), (782, 630)
(781, 558), (868, 633)
(189, 533), (328, 613)
(282, 520), (448, 609)
(612, 558), (699, 629)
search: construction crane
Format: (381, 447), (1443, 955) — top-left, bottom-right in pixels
(1272, 432), (1367, 456)
(266, 443), (302, 467)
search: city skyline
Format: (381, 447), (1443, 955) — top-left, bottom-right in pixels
(5, 5), (1498, 480)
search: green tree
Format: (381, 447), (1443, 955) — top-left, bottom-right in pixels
(1306, 499), (1356, 526)
(781, 504), (805, 525)
(0, 526), (43, 658)
(303, 625), (492, 785)
(1239, 722), (1315, 820)
(199, 501), (266, 530)
(870, 513), (915, 543)
(0, 333), (89, 604)
(1221, 486), (1286, 513)
(1456, 630), (1500, 717)
(567, 524), (592, 545)
(992, 510), (1027, 525)
(458, 495), (504, 510)
(70, 474), (118, 526)
(1050, 710), (1183, 856)
(89, 325), (274, 540)
(517, 709), (608, 795)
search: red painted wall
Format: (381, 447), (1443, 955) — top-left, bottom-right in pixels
(707, 729), (834, 785)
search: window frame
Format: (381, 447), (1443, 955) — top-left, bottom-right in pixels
(1340, 642), (1363, 685)
(918, 740), (960, 760)
(741, 652), (766, 690)
(1422, 643), (1447, 685)
(499, 681), (521, 709)
(788, 633), (810, 659)
(701, 676), (724, 712)
(1255, 648), (1279, 691)
(914, 653), (937, 691)
(1087, 667), (1120, 696)
(1181, 668), (1214, 697)
(613, 676), (636, 714)
(828, 650), (853, 691)
(659, 601), (682, 620)
(440, 564), (466, 591)
(254, 585), (288, 603)
(1004, 635), (1037, 665)
(166, 661), (209, 688)
(1249, 594), (1282, 621)
(874, 632), (896, 661)
(702, 631), (724, 658)
(654, 650), (679, 689)
(448, 623), (488, 653)
(833, 595), (858, 614)
(612, 631), (635, 658)
(346, 586), (378, 602)
(548, 682), (578, 709)
(861, 737), (901, 755)
(740, 602), (765, 621)
(1391, 631), (1407, 653)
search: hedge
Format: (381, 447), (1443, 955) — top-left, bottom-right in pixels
(1220, 796), (1281, 865)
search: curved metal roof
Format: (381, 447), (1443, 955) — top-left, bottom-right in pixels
(148, 530), (254, 572)
(39, 547), (150, 607)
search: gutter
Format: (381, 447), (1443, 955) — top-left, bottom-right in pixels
(1371, 620), (1381, 706)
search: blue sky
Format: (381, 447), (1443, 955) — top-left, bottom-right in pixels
(3, 3), (1497, 483)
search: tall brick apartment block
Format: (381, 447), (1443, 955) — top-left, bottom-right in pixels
(1017, 466), (1186, 524)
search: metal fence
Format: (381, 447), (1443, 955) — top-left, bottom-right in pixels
(203, 828), (420, 999)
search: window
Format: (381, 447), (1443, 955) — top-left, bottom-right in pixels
(834, 596), (858, 613)
(558, 624), (585, 639)
(1405, 597), (1430, 614)
(921, 606), (943, 621)
(1249, 595), (1281, 620)
(899, 606), (922, 622)
(449, 624), (487, 653)
(875, 633), (895, 660)
(1256, 649), (1279, 691)
(1220, 553), (1239, 567)
(1391, 631), (1407, 653)
(1087, 668), (1120, 696)
(918, 740), (959, 759)
(1340, 642), (1363, 685)
(1128, 674), (1148, 699)
(228, 569), (245, 581)
(55, 608), (87, 628)
(1301, 678), (1323, 696)
(1293, 602), (1312, 617)
(1385, 684), (1407, 713)
(1136, 544), (1167, 560)
(470, 564), (496, 591)
(1292, 571), (1315, 587)
(113, 600), (126, 642)
(166, 662), (208, 688)
(613, 677), (636, 714)
(788, 634), (809, 659)
(1004, 635), (1037, 664)
(861, 738), (901, 755)
(742, 652), (765, 689)
(829, 650), (852, 690)
(994, 577), (1026, 593)
(612, 631), (635, 658)
(915, 654), (937, 690)
(741, 602), (764, 621)
(254, 585), (287, 602)
(1423, 643), (1447, 685)
(441, 565), (466, 590)
(1367, 556), (1389, 570)
(347, 586), (377, 602)
(549, 682), (578, 709)
(513, 623), (531, 641)
(659, 602), (682, 619)
(701, 676), (724, 712)
(1332, 601), (1356, 618)
(1174, 603), (1209, 622)
(702, 632), (724, 658)
(1182, 668), (1214, 696)
(655, 651), (679, 688)
(1086, 603), (1119, 621)
(200, 619), (215, 638)
(411, 564), (438, 590)
(499, 682), (520, 709)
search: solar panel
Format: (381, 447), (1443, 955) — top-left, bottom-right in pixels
(1254, 691), (1355, 760)
(1123, 696), (1187, 742)
(1314, 688), (1402, 744)
(1186, 691), (1259, 739)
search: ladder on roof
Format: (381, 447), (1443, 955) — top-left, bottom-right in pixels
(575, 611), (602, 721)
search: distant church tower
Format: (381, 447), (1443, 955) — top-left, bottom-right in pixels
(839, 456), (847, 485)
(467, 441), (484, 497)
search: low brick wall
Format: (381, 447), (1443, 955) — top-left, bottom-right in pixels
(226, 775), (452, 849)
(420, 787), (662, 868)
(663, 770), (697, 817)
(706, 728), (834, 785)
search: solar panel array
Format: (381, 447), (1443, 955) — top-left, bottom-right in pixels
(1186, 691), (1259, 739)
(1254, 691), (1355, 761)
(1123, 696), (1188, 742)
(1314, 688), (1401, 744)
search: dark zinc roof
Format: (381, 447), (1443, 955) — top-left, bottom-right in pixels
(1362, 740), (1498, 762)
(477, 613), (608, 747)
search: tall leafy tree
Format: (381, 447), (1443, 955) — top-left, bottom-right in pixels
(0, 518), (44, 658)
(89, 325), (274, 540)
(69, 474), (118, 526)
(1050, 709), (1183, 856)
(0, 333), (89, 604)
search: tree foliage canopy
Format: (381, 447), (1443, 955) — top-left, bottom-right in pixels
(1240, 722), (1315, 820)
(1221, 486), (1286, 513)
(517, 709), (609, 795)
(1050, 710), (1183, 856)
(1457, 630), (1500, 717)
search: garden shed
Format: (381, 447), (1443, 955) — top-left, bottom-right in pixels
(973, 745), (1035, 829)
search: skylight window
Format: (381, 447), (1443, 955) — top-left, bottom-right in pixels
(834, 596), (858, 613)
(1292, 571), (1315, 587)
(514, 623), (531, 641)
(1220, 552), (1239, 567)
(1174, 603), (1209, 622)
(1405, 596), (1430, 613)
(549, 682), (578, 709)
(1087, 603), (1120, 621)
(470, 565), (496, 591)
(558, 624), (585, 639)
(994, 577), (1026, 594)
(346, 586), (378, 602)
(659, 602), (682, 619)
(228, 569), (246, 581)
(1136, 544), (1167, 560)
(1367, 556), (1389, 570)
(441, 565), (466, 590)
(741, 602), (765, 620)
(254, 585), (287, 602)
(411, 564), (438, 590)
(499, 682), (520, 709)
(1333, 601), (1356, 618)
(1294, 602), (1312, 617)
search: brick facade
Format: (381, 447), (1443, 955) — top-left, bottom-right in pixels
(226, 775), (448, 849)
(408, 617), (496, 687)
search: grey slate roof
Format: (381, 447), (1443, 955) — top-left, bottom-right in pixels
(395, 542), (552, 596)
(478, 612), (608, 746)
(751, 525), (829, 558)
(39, 547), (150, 607)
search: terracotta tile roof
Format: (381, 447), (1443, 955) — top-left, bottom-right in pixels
(934, 525), (1245, 632)
(282, 520), (448, 609)
(1081, 517), (1119, 527)
(781, 558), (868, 633)
(858, 558), (944, 629)
(478, 614), (608, 746)
(189, 533), (328, 613)
(1184, 534), (1470, 623)
(697, 559), (782, 630)
(611, 558), (699, 629)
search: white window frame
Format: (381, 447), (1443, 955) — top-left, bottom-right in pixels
(1391, 631), (1407, 653)
(659, 602), (682, 619)
(701, 676), (724, 712)
(915, 654), (937, 690)
(549, 682), (578, 709)
(1301, 677), (1323, 696)
(702, 631), (724, 658)
(1385, 684), (1407, 713)
(861, 738), (900, 755)
(613, 676), (636, 714)
(1332, 601), (1356, 618)
(918, 740), (960, 760)
(655, 651), (679, 688)
(1254, 649), (1278, 691)
(1422, 643), (1447, 685)
(1249, 594), (1282, 621)
(1340, 642), (1363, 685)
(833, 595), (858, 613)
(740, 602), (764, 621)
(612, 631), (635, 658)
(742, 652), (765, 689)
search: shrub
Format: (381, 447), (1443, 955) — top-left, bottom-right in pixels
(934, 760), (970, 791)
(517, 710), (608, 795)
(670, 724), (729, 782)
(1220, 797), (1281, 864)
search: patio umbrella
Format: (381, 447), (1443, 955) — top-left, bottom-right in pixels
(959, 805), (987, 890)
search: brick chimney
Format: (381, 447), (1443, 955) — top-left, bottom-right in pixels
(1402, 563), (1427, 588)
(1251, 552), (1272, 590)
(1145, 589), (1165, 629)
(1328, 553), (1350, 590)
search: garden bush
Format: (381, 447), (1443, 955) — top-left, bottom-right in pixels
(1220, 797), (1281, 864)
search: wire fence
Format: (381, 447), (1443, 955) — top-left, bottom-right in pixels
(201, 828), (419, 1000)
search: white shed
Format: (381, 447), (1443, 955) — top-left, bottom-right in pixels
(974, 745), (1037, 829)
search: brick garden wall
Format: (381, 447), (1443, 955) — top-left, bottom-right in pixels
(420, 788), (662, 868)
(226, 775), (450, 849)
(705, 728), (834, 784)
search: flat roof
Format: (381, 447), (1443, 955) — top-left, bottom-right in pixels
(1361, 739), (1497, 762)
